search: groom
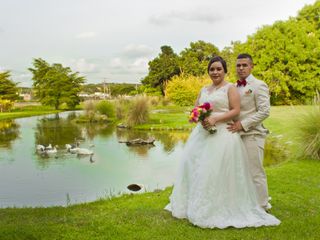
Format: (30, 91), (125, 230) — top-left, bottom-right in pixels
(227, 53), (271, 211)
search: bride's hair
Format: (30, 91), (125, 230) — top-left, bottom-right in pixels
(207, 56), (227, 73)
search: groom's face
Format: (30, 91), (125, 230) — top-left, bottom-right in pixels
(236, 58), (253, 80)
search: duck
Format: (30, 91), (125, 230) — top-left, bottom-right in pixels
(66, 144), (93, 156)
(36, 144), (45, 152)
(65, 144), (75, 150)
(76, 148), (94, 156)
(44, 147), (58, 155)
(66, 144), (79, 154)
(45, 144), (53, 150)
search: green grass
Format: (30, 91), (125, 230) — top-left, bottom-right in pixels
(134, 105), (193, 130)
(0, 105), (61, 120)
(1, 105), (319, 239)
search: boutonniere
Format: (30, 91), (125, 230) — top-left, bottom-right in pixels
(245, 89), (253, 95)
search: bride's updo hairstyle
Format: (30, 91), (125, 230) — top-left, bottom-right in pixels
(207, 56), (227, 73)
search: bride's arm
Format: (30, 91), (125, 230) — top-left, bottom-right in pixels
(205, 85), (240, 126)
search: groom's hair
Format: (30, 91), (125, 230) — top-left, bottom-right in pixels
(207, 56), (227, 73)
(237, 53), (253, 64)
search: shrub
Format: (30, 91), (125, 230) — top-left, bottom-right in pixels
(83, 100), (96, 121)
(148, 96), (161, 106)
(127, 95), (149, 126)
(114, 97), (130, 120)
(0, 99), (14, 112)
(161, 97), (171, 106)
(96, 100), (115, 118)
(165, 74), (211, 106)
(264, 134), (290, 166)
(297, 93), (320, 160)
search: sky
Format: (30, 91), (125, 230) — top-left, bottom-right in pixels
(0, 0), (316, 87)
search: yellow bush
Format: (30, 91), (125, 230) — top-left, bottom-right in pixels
(165, 74), (211, 106)
(0, 99), (14, 112)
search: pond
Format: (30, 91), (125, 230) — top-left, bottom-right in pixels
(0, 111), (189, 208)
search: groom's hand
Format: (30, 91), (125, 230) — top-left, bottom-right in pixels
(227, 121), (243, 133)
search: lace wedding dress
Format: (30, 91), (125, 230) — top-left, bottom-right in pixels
(165, 83), (280, 228)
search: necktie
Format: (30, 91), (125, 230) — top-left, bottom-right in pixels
(237, 79), (247, 87)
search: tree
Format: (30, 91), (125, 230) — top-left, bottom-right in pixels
(179, 40), (219, 76)
(220, 43), (240, 83)
(108, 83), (137, 96)
(297, 0), (320, 29)
(141, 45), (180, 95)
(233, 16), (320, 104)
(0, 71), (19, 101)
(29, 58), (85, 109)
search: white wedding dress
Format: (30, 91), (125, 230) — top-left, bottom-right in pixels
(165, 83), (280, 228)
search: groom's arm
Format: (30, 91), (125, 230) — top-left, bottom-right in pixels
(240, 82), (270, 132)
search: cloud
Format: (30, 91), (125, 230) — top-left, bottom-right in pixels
(68, 58), (98, 73)
(109, 57), (123, 69)
(15, 72), (32, 80)
(130, 57), (149, 73)
(122, 44), (154, 59)
(149, 8), (222, 25)
(107, 56), (149, 76)
(10, 71), (33, 86)
(107, 44), (153, 76)
(75, 32), (97, 39)
(0, 27), (4, 33)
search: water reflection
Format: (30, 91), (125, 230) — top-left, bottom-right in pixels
(35, 113), (82, 148)
(115, 128), (189, 157)
(116, 128), (155, 157)
(82, 122), (114, 140)
(153, 131), (189, 152)
(0, 120), (20, 149)
(32, 112), (189, 164)
(33, 112), (116, 167)
(34, 113), (115, 147)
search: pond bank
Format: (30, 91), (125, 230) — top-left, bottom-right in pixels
(0, 104), (62, 120)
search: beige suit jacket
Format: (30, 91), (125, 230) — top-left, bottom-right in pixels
(236, 74), (270, 137)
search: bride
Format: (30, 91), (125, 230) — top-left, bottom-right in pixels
(165, 56), (280, 228)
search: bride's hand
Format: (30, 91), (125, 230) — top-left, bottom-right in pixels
(203, 116), (217, 129)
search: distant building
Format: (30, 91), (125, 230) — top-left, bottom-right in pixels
(19, 93), (32, 101)
(78, 92), (110, 100)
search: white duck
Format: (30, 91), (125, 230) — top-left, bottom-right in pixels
(76, 148), (93, 155)
(45, 144), (53, 150)
(66, 144), (93, 156)
(44, 147), (58, 155)
(36, 144), (45, 152)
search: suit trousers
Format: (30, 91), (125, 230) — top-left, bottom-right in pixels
(241, 134), (269, 208)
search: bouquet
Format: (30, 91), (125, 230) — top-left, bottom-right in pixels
(189, 102), (217, 134)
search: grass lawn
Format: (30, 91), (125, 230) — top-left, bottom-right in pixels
(0, 105), (61, 120)
(0, 105), (319, 239)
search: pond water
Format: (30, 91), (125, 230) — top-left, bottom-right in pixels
(0, 112), (189, 208)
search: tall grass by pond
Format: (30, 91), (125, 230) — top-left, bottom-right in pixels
(296, 94), (320, 160)
(126, 95), (150, 127)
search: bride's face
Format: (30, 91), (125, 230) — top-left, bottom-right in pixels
(208, 61), (225, 85)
